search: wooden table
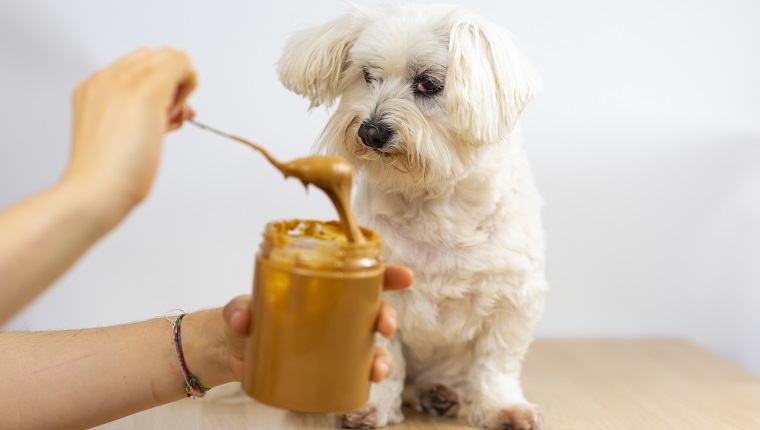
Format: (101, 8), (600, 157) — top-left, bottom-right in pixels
(96, 340), (760, 429)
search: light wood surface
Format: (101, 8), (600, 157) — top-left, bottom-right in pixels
(95, 340), (760, 429)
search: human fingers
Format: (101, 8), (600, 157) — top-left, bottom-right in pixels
(383, 265), (414, 292)
(127, 49), (198, 129)
(222, 294), (252, 337)
(375, 302), (398, 338)
(70, 48), (152, 108)
(111, 48), (198, 114)
(370, 345), (393, 383)
(73, 48), (198, 125)
(148, 48), (198, 112)
(167, 104), (196, 131)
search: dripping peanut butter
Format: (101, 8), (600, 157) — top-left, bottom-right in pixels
(189, 120), (364, 243)
(190, 120), (382, 412)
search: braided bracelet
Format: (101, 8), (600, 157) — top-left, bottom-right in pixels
(171, 313), (211, 398)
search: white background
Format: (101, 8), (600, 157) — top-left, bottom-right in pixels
(1, 1), (759, 374)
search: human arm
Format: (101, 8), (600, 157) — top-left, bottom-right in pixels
(0, 48), (197, 325)
(0, 315), (209, 430)
(0, 265), (413, 430)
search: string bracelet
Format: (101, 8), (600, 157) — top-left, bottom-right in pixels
(165, 310), (211, 398)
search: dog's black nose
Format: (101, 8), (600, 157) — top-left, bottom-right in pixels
(358, 121), (393, 149)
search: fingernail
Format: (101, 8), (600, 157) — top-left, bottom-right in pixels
(378, 362), (390, 377)
(387, 316), (397, 337)
(230, 310), (242, 324)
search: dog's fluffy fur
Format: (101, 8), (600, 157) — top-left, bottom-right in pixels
(278, 4), (547, 429)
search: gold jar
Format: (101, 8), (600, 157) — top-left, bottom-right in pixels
(242, 220), (384, 413)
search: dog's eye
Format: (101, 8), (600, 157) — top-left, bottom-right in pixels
(363, 67), (373, 84)
(414, 79), (442, 95)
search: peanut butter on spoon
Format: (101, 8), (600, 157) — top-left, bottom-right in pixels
(189, 120), (365, 243)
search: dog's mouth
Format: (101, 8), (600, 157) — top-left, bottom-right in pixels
(372, 148), (394, 157)
(354, 143), (403, 164)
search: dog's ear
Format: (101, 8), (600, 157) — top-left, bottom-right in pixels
(447, 15), (542, 143)
(277, 10), (369, 109)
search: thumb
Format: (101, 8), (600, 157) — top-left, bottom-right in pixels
(223, 294), (252, 337)
(167, 104), (196, 131)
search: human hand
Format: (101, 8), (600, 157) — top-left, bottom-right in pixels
(221, 265), (414, 383)
(63, 48), (198, 223)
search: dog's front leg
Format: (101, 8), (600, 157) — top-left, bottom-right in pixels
(341, 334), (406, 428)
(467, 311), (543, 430)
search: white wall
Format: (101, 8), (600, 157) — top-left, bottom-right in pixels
(1, 0), (759, 374)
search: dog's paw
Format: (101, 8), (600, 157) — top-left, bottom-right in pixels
(342, 404), (381, 429)
(417, 384), (460, 418)
(470, 403), (543, 430)
(341, 402), (405, 428)
(492, 404), (543, 430)
(342, 404), (378, 429)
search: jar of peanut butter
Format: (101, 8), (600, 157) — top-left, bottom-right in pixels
(242, 219), (383, 413)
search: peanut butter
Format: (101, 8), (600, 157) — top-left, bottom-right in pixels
(190, 120), (364, 243)
(243, 220), (383, 413)
(190, 120), (382, 412)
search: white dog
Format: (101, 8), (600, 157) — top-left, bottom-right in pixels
(278, 4), (547, 429)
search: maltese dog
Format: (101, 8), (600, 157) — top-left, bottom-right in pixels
(278, 3), (547, 429)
